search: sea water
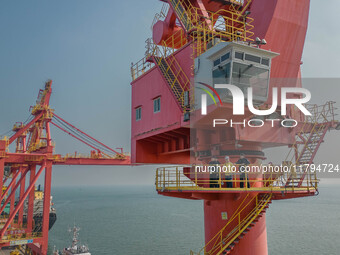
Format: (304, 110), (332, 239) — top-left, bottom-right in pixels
(48, 184), (340, 255)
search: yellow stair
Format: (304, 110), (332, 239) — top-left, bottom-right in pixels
(191, 193), (272, 255)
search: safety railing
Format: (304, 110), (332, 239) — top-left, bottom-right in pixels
(1, 231), (42, 243)
(151, 3), (170, 30)
(305, 101), (337, 123)
(131, 0), (254, 81)
(155, 165), (319, 193)
(130, 56), (154, 81)
(283, 102), (337, 186)
(171, 0), (254, 56)
(132, 28), (188, 81)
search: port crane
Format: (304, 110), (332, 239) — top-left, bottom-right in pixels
(1, 0), (339, 254)
(0, 80), (131, 255)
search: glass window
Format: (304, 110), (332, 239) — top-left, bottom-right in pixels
(153, 97), (161, 113)
(221, 52), (230, 62)
(261, 58), (270, 66)
(245, 54), (261, 64)
(231, 62), (269, 99)
(136, 107), (142, 121)
(213, 62), (231, 85)
(235, 52), (244, 60)
(213, 59), (221, 67)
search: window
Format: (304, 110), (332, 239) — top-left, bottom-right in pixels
(136, 107), (142, 121)
(213, 62), (231, 85)
(231, 62), (269, 99)
(153, 97), (161, 113)
(245, 54), (261, 64)
(213, 58), (221, 67)
(235, 51), (244, 60)
(261, 58), (270, 66)
(221, 52), (230, 62)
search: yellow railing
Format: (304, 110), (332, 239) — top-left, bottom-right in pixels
(169, 0), (254, 48)
(131, 0), (255, 112)
(131, 0), (254, 81)
(1, 231), (42, 243)
(192, 193), (272, 255)
(132, 28), (188, 81)
(155, 165), (318, 193)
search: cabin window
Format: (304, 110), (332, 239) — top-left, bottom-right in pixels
(221, 52), (230, 62)
(153, 97), (161, 113)
(245, 54), (261, 64)
(213, 59), (221, 67)
(231, 62), (269, 98)
(213, 62), (231, 85)
(136, 107), (142, 121)
(235, 51), (244, 60)
(261, 58), (270, 66)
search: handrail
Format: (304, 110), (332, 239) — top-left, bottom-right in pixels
(155, 165), (318, 192)
(131, 0), (254, 81)
(192, 193), (272, 255)
(283, 102), (337, 186)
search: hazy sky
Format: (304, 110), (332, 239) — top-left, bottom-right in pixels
(0, 0), (339, 187)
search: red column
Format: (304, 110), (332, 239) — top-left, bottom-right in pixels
(0, 158), (4, 196)
(9, 170), (18, 220)
(18, 166), (26, 226)
(27, 165), (36, 232)
(204, 194), (268, 255)
(41, 161), (52, 255)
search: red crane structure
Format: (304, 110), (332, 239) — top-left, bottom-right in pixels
(1, 1), (340, 255)
(130, 0), (340, 254)
(0, 80), (130, 254)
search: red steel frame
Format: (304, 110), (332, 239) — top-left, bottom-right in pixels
(0, 80), (131, 254)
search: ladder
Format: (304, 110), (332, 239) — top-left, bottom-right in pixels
(168, 0), (193, 31)
(153, 55), (191, 112)
(284, 102), (336, 187)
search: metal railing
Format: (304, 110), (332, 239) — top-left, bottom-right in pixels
(0, 231), (42, 243)
(191, 193), (272, 255)
(284, 102), (337, 186)
(151, 3), (170, 30)
(155, 165), (318, 193)
(131, 0), (254, 81)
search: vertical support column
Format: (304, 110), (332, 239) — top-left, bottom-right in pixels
(41, 161), (52, 255)
(18, 166), (26, 226)
(27, 164), (36, 233)
(9, 169), (18, 220)
(0, 140), (7, 191)
(0, 158), (4, 198)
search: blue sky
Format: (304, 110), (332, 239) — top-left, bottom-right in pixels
(0, 0), (339, 186)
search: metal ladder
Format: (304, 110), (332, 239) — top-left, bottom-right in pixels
(153, 55), (190, 112)
(284, 102), (336, 187)
(168, 0), (193, 31)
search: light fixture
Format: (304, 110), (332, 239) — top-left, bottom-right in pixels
(255, 37), (267, 48)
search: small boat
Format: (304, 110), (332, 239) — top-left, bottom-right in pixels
(54, 225), (91, 255)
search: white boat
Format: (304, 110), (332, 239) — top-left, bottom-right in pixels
(54, 225), (91, 255)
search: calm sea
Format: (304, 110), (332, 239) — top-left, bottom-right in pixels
(47, 184), (340, 255)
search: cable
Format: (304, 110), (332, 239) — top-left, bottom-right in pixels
(52, 117), (114, 154)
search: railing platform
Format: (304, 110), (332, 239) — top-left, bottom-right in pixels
(156, 165), (318, 199)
